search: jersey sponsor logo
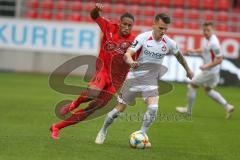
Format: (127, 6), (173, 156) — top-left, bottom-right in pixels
(104, 41), (131, 54)
(144, 49), (165, 59)
(104, 41), (117, 51)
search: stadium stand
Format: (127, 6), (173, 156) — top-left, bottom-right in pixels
(19, 0), (240, 32)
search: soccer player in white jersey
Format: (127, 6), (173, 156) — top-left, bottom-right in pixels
(176, 22), (234, 119)
(95, 13), (193, 146)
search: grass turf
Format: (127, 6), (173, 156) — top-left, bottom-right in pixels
(0, 72), (239, 160)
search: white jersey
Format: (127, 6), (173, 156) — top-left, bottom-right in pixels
(129, 30), (179, 65)
(202, 34), (222, 74)
(118, 31), (179, 105)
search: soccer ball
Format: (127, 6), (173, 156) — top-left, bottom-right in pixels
(129, 131), (149, 149)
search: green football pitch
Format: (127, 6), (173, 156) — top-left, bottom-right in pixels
(0, 72), (239, 160)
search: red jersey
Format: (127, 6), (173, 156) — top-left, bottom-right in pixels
(94, 16), (136, 88)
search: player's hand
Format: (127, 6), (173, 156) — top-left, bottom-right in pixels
(95, 3), (103, 12)
(200, 64), (208, 70)
(184, 49), (194, 55)
(129, 61), (139, 69)
(186, 69), (193, 80)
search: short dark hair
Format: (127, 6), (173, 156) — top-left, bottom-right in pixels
(120, 12), (134, 21)
(154, 13), (171, 24)
(203, 22), (214, 27)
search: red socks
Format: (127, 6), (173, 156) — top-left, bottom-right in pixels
(54, 109), (87, 130)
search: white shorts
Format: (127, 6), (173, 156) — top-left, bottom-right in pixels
(191, 71), (220, 88)
(117, 83), (159, 106)
(117, 63), (164, 106)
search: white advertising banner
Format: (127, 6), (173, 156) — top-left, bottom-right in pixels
(0, 18), (239, 59)
(162, 55), (240, 84)
(0, 18), (100, 55)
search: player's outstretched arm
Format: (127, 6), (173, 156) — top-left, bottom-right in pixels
(175, 52), (193, 80)
(90, 3), (103, 19)
(185, 48), (203, 55)
(124, 49), (138, 68)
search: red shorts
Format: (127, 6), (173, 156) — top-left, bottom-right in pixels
(88, 70), (117, 94)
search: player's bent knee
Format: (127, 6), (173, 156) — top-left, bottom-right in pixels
(115, 102), (126, 112)
(188, 83), (198, 89)
(204, 87), (212, 93)
(206, 89), (215, 97)
(145, 96), (159, 105)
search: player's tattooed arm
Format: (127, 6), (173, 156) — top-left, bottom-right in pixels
(175, 52), (193, 79)
(90, 3), (103, 19)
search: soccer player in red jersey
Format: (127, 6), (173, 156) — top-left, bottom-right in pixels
(50, 3), (136, 139)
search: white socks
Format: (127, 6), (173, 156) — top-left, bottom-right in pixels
(207, 89), (229, 110)
(187, 85), (197, 114)
(101, 104), (159, 134)
(101, 108), (121, 133)
(141, 104), (158, 133)
(186, 84), (230, 112)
